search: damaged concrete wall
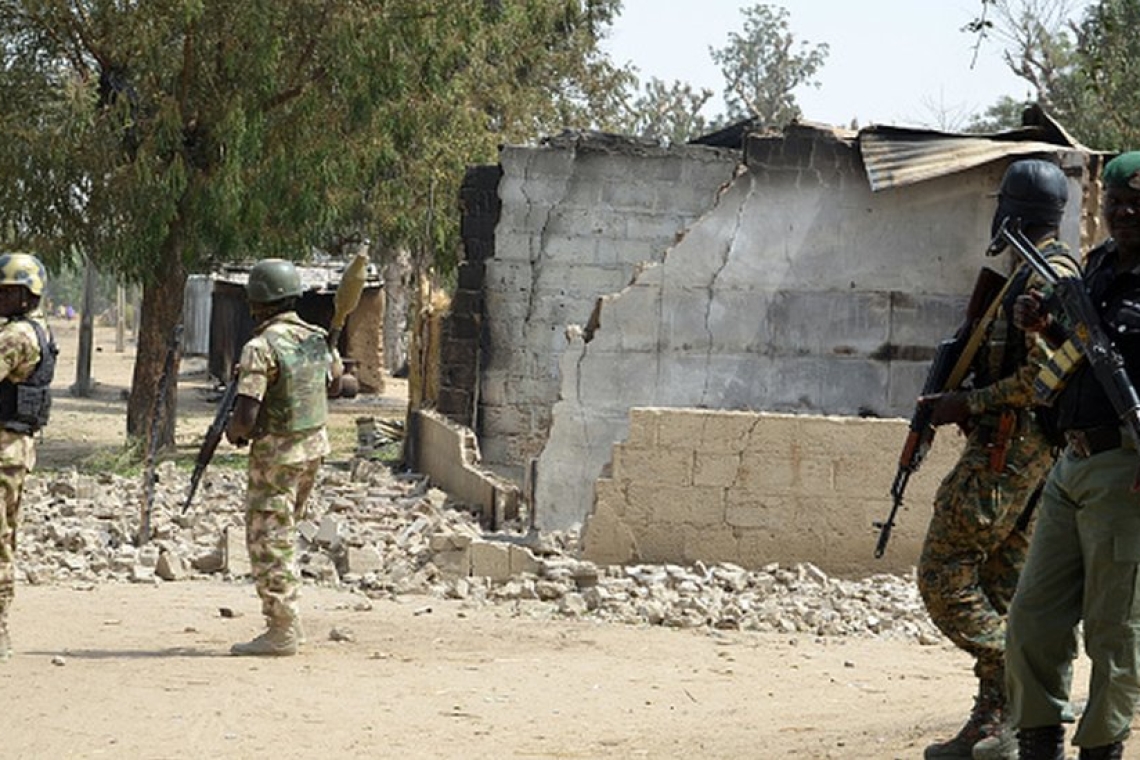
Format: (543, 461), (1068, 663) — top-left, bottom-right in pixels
(478, 132), (741, 480)
(532, 128), (1079, 530)
(581, 408), (964, 577)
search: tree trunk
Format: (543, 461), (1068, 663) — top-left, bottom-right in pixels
(126, 236), (186, 448)
(70, 256), (98, 397)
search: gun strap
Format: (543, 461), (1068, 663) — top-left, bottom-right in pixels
(944, 273), (1019, 392)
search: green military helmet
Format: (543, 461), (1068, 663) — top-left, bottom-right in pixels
(246, 258), (303, 304)
(0, 252), (47, 296)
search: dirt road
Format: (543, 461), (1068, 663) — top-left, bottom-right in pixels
(4, 320), (1125, 760)
(4, 581), (985, 760)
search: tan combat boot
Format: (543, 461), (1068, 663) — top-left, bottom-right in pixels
(926, 680), (1008, 760)
(230, 616), (298, 657)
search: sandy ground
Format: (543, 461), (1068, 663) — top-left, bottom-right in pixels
(0, 319), (1129, 760)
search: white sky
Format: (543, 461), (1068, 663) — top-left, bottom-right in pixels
(601, 0), (1092, 130)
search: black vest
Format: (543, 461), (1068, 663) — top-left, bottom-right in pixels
(0, 318), (57, 434)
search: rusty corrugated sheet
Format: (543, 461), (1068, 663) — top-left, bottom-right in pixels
(859, 130), (1074, 192)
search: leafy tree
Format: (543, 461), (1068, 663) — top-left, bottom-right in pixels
(967, 0), (1140, 150)
(709, 4), (828, 128)
(0, 0), (626, 446)
(618, 77), (713, 146)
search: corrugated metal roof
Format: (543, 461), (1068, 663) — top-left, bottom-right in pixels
(215, 261), (382, 293)
(858, 105), (1092, 192)
(859, 130), (1074, 192)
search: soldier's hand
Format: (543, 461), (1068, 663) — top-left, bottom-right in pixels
(1013, 290), (1049, 333)
(921, 392), (971, 427)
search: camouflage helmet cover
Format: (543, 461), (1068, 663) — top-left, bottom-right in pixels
(246, 258), (303, 304)
(0, 253), (47, 296)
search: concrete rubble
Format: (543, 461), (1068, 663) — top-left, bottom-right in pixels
(15, 458), (943, 645)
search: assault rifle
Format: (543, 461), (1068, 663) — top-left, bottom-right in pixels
(182, 376), (239, 513)
(994, 218), (1140, 468)
(182, 249), (372, 513)
(874, 266), (1009, 558)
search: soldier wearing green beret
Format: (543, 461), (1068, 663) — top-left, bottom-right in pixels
(1007, 151), (1140, 760)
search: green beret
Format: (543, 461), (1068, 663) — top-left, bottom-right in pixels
(1103, 151), (1140, 189)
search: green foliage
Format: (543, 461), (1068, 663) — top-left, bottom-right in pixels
(0, 0), (627, 281)
(709, 4), (829, 128)
(618, 78), (713, 146)
(964, 96), (1032, 133)
(1065, 0), (1140, 150)
(970, 0), (1140, 151)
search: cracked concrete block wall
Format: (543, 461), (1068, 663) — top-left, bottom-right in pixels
(478, 134), (741, 477)
(531, 129), (1064, 530)
(581, 409), (964, 577)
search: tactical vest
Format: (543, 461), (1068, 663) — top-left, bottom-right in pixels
(256, 325), (329, 436)
(0, 318), (57, 434)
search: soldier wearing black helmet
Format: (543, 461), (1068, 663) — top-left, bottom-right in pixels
(225, 258), (341, 656)
(0, 252), (56, 662)
(918, 158), (1076, 760)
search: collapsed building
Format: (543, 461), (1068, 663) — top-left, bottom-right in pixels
(411, 106), (1102, 577)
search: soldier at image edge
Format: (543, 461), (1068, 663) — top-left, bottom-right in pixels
(0, 252), (57, 661)
(1007, 151), (1140, 760)
(225, 258), (342, 657)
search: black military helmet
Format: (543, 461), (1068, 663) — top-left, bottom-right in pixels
(246, 258), (302, 304)
(988, 158), (1068, 254)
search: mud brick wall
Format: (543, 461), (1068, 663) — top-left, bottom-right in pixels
(581, 408), (964, 578)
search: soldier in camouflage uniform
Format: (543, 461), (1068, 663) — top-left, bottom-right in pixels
(919, 159), (1074, 760)
(0, 253), (56, 662)
(226, 258), (340, 657)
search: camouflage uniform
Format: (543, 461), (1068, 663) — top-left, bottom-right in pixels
(235, 311), (331, 629)
(0, 309), (51, 658)
(920, 249), (1070, 759)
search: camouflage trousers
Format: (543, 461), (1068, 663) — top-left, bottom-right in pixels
(244, 457), (320, 624)
(919, 433), (1054, 685)
(0, 464), (28, 613)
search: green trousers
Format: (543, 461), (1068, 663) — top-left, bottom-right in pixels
(1005, 445), (1140, 748)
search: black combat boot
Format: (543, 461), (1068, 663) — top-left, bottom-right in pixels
(926, 680), (1006, 759)
(1078, 743), (1124, 760)
(1018, 725), (1066, 760)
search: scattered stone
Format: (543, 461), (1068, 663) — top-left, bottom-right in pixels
(329, 626), (355, 642)
(12, 462), (945, 646)
(51, 655), (66, 666)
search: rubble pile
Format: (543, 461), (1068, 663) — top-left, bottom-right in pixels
(14, 459), (942, 644)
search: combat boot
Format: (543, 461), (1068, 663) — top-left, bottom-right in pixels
(973, 720), (1018, 760)
(926, 681), (1005, 759)
(1078, 743), (1124, 760)
(1017, 725), (1065, 760)
(230, 617), (298, 657)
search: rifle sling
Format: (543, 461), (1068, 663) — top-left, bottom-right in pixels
(943, 273), (1018, 392)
